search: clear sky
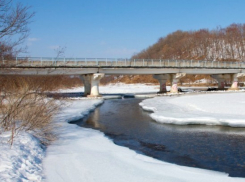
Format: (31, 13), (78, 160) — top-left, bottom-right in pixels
(16, 0), (245, 58)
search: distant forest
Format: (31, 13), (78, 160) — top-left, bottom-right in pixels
(132, 23), (245, 62)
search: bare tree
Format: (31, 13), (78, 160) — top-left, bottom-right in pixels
(54, 46), (66, 59)
(0, 0), (34, 59)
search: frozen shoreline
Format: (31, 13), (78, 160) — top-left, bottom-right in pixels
(140, 92), (245, 127)
(1, 84), (245, 181)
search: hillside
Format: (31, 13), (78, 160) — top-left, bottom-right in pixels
(132, 23), (245, 62)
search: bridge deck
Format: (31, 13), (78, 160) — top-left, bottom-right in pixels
(1, 58), (245, 75)
(1, 58), (245, 69)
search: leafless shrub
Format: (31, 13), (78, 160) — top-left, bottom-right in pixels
(0, 77), (60, 145)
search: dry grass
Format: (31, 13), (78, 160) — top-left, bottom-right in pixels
(0, 76), (60, 145)
(0, 75), (83, 92)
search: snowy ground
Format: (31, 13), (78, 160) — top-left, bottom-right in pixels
(56, 83), (244, 95)
(0, 132), (45, 182)
(140, 92), (245, 127)
(57, 83), (161, 94)
(1, 84), (245, 181)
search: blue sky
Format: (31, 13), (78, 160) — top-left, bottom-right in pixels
(16, 0), (245, 58)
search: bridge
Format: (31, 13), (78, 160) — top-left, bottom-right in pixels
(1, 57), (245, 96)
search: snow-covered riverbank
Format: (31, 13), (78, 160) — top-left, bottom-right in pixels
(1, 85), (245, 181)
(140, 92), (245, 127)
(0, 99), (104, 182)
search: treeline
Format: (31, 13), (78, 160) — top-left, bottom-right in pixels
(132, 23), (245, 61)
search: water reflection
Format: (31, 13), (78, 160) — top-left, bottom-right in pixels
(74, 99), (245, 177)
(86, 109), (102, 129)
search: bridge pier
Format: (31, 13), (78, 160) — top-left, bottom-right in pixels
(153, 74), (170, 93)
(229, 73), (245, 90)
(211, 74), (230, 90)
(170, 73), (186, 93)
(80, 74), (92, 96)
(88, 73), (105, 97)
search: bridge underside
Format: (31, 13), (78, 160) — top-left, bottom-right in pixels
(0, 67), (244, 75)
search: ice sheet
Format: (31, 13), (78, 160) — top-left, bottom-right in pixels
(140, 93), (245, 127)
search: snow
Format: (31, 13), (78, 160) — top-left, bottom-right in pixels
(0, 132), (45, 182)
(1, 84), (245, 182)
(193, 78), (209, 84)
(57, 83), (161, 94)
(100, 83), (161, 94)
(140, 92), (245, 127)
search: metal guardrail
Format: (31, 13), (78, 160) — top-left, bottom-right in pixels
(0, 57), (245, 69)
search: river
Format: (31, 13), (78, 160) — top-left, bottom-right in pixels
(71, 98), (245, 177)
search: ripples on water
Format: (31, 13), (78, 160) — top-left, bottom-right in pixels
(72, 98), (245, 177)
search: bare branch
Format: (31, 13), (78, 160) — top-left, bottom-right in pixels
(54, 46), (66, 59)
(0, 0), (34, 59)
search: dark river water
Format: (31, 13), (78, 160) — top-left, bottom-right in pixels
(72, 98), (245, 177)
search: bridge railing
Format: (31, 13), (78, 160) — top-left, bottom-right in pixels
(0, 57), (245, 69)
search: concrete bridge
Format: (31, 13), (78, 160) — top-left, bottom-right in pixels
(1, 57), (245, 96)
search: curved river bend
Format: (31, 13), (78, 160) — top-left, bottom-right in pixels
(72, 98), (245, 177)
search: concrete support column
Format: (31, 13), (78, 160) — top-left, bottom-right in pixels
(229, 73), (245, 90)
(153, 74), (170, 93)
(80, 74), (92, 96)
(89, 73), (105, 97)
(170, 73), (186, 93)
(171, 78), (179, 93)
(210, 74), (229, 90)
(230, 77), (238, 90)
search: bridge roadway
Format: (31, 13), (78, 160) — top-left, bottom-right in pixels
(1, 58), (245, 96)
